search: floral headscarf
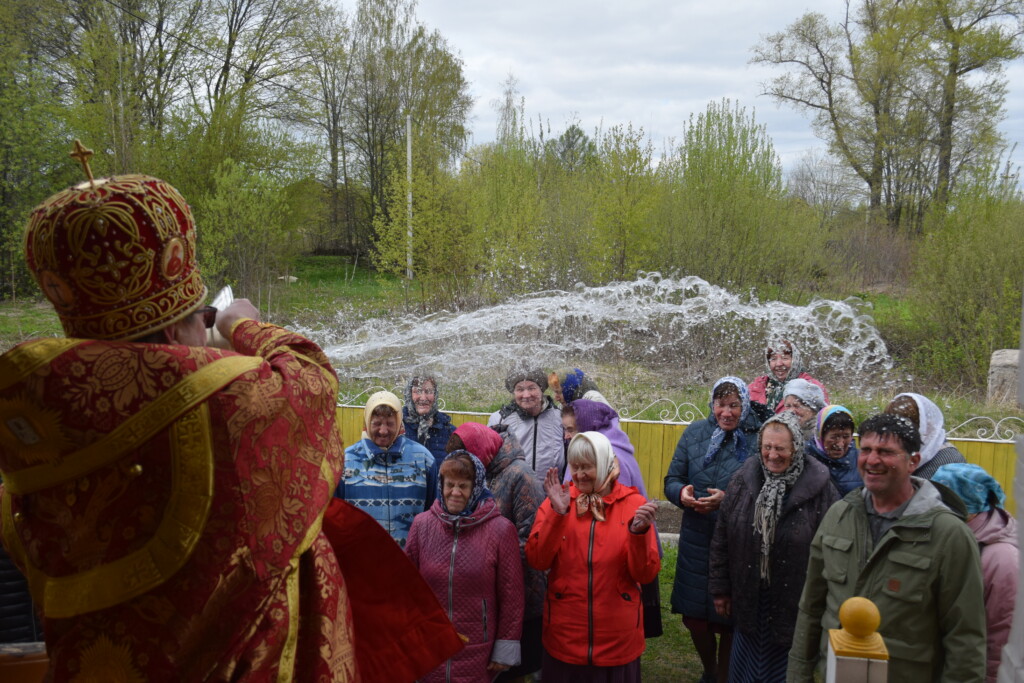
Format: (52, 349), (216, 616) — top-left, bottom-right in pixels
(703, 376), (752, 466)
(568, 432), (620, 522)
(932, 463), (1006, 514)
(436, 450), (491, 520)
(753, 411), (806, 582)
(404, 372), (440, 444)
(763, 339), (805, 408)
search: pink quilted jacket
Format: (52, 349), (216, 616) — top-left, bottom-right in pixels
(407, 496), (524, 682)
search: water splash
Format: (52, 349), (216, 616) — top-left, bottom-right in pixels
(297, 273), (892, 403)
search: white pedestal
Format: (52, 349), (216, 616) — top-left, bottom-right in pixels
(826, 642), (888, 683)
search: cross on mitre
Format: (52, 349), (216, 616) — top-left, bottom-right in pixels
(69, 139), (95, 185)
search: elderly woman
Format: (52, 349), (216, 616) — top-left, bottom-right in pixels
(527, 432), (660, 680)
(884, 392), (966, 479)
(932, 463), (1019, 683)
(488, 367), (564, 483)
(446, 422), (547, 680)
(562, 398), (663, 639)
(748, 339), (828, 416)
(806, 405), (862, 495)
(402, 372), (455, 461)
(781, 378), (826, 441)
(664, 377), (761, 683)
(406, 451), (524, 682)
(709, 411), (838, 682)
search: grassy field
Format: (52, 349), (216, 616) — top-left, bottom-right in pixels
(641, 544), (705, 681)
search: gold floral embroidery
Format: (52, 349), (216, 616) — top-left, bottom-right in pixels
(72, 634), (145, 683)
(0, 395), (70, 463)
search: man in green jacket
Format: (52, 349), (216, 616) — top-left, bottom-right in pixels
(787, 413), (986, 682)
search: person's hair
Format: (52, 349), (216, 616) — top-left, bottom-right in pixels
(566, 435), (597, 468)
(439, 452), (476, 482)
(370, 404), (398, 420)
(712, 382), (740, 401)
(822, 411), (855, 435)
(561, 403), (576, 418)
(884, 395), (920, 429)
(445, 433), (465, 453)
(859, 413), (923, 455)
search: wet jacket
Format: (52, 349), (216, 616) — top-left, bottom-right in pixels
(407, 497), (523, 682)
(787, 479), (986, 683)
(488, 397), (564, 484)
(664, 413), (760, 622)
(749, 372), (828, 412)
(709, 456), (839, 645)
(806, 442), (862, 496)
(526, 482), (660, 667)
(402, 407), (456, 461)
(335, 435), (436, 547)
(969, 507), (1019, 682)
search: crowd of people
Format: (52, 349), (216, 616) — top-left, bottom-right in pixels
(0, 153), (1019, 683)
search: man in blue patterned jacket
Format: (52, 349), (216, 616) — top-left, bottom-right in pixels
(335, 391), (436, 547)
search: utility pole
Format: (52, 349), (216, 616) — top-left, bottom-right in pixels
(406, 114), (413, 280)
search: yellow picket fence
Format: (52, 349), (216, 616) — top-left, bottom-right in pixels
(337, 406), (1017, 513)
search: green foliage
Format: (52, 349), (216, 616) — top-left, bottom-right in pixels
(906, 158), (1024, 387)
(191, 159), (307, 305)
(652, 100), (824, 290)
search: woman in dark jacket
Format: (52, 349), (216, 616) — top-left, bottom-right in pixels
(664, 376), (761, 683)
(806, 405), (862, 495)
(402, 372), (455, 460)
(709, 411), (839, 683)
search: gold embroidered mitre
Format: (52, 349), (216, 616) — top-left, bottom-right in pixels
(24, 142), (206, 340)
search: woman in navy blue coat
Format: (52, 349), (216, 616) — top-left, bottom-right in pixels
(402, 372), (456, 461)
(664, 376), (761, 683)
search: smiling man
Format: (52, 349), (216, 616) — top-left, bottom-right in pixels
(787, 413), (986, 683)
(335, 391), (436, 547)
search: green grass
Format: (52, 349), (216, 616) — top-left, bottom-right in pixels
(642, 544), (705, 680)
(0, 300), (62, 351)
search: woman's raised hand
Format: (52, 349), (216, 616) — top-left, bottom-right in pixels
(629, 500), (658, 534)
(544, 467), (570, 515)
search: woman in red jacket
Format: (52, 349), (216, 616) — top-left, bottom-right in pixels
(526, 431), (660, 681)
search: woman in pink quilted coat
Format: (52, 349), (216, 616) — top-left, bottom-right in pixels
(407, 451), (524, 681)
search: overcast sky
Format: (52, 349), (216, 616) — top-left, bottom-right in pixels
(400, 0), (1024, 177)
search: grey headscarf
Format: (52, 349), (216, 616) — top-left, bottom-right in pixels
(404, 372), (440, 444)
(753, 410), (806, 582)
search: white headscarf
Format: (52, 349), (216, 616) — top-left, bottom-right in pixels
(894, 393), (946, 466)
(568, 431), (620, 522)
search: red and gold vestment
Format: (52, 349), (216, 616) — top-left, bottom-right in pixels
(0, 320), (356, 681)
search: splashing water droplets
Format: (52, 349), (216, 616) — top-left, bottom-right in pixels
(301, 273), (892, 395)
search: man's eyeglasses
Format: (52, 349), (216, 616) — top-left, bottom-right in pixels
(198, 305), (218, 329)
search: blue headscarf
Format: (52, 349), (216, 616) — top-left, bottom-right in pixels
(561, 368), (586, 403)
(703, 376), (752, 466)
(436, 450), (492, 519)
(931, 463), (1006, 515)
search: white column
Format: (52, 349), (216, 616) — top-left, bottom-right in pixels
(998, 289), (1024, 683)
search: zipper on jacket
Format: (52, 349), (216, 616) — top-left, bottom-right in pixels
(587, 517), (596, 665)
(446, 523), (460, 683)
(482, 599), (488, 640)
(531, 418), (538, 470)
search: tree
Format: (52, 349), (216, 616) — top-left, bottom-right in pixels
(752, 0), (1023, 229)
(346, 0), (471, 238)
